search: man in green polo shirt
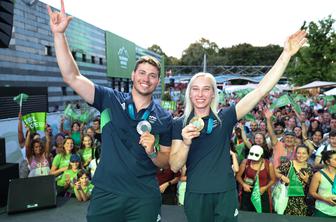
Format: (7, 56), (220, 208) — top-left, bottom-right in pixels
(47, 1), (172, 221)
(169, 30), (307, 222)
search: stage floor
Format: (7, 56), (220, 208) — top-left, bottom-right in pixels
(0, 198), (334, 222)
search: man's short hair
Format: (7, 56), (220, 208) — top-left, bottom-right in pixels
(134, 56), (161, 74)
(329, 129), (336, 138)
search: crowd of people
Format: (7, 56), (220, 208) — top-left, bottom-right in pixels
(11, 1), (334, 221)
(17, 87), (336, 216)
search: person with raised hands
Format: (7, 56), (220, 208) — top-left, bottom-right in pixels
(47, 1), (172, 221)
(169, 30), (307, 222)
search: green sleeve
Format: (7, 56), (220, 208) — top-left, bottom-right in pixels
(52, 154), (61, 168)
(57, 171), (67, 186)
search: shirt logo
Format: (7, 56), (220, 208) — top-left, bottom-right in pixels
(234, 208), (239, 217)
(148, 115), (157, 124)
(121, 103), (126, 110)
(213, 119), (219, 128)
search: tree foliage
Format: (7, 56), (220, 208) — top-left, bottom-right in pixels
(148, 15), (336, 84)
(286, 16), (336, 85)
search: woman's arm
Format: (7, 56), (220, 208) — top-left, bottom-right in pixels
(18, 112), (25, 148)
(236, 159), (252, 192)
(260, 162), (276, 195)
(309, 172), (336, 206)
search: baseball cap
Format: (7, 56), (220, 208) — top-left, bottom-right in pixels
(284, 131), (296, 137)
(247, 145), (263, 161)
(70, 154), (81, 163)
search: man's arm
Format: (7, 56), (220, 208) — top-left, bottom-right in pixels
(47, 0), (94, 104)
(235, 30), (306, 120)
(169, 139), (190, 173)
(18, 112), (25, 148)
(152, 145), (170, 169)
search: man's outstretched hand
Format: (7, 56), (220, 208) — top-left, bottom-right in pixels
(47, 0), (72, 34)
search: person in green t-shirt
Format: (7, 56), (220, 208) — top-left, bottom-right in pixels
(50, 138), (75, 177)
(70, 121), (82, 149)
(56, 154), (81, 196)
(79, 134), (95, 169)
(74, 169), (94, 202)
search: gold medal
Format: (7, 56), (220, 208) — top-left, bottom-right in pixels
(189, 116), (204, 132)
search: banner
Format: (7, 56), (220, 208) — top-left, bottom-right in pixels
(161, 101), (177, 111)
(105, 31), (136, 78)
(287, 163), (305, 196)
(251, 175), (262, 213)
(22, 112), (47, 133)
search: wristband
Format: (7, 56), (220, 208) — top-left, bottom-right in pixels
(148, 151), (157, 159)
(168, 181), (171, 186)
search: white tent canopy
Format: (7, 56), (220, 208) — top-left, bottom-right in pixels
(296, 81), (336, 90)
(324, 87), (336, 96)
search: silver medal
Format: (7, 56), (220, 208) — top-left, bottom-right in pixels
(136, 120), (152, 135)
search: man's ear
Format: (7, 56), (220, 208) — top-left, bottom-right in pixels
(131, 71), (135, 82)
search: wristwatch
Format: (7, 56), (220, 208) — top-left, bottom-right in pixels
(148, 150), (157, 159)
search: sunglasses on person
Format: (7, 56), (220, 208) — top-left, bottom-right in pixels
(249, 152), (260, 157)
(135, 56), (161, 70)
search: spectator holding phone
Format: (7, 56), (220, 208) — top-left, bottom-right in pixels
(56, 154), (81, 196)
(74, 169), (94, 202)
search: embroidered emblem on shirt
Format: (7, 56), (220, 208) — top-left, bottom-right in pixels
(148, 115), (157, 124)
(213, 119), (219, 128)
(234, 208), (239, 217)
(121, 103), (126, 110)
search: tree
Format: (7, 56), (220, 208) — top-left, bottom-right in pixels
(147, 44), (180, 66)
(287, 16), (336, 85)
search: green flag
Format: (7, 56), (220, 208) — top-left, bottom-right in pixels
(251, 175), (262, 213)
(64, 104), (80, 120)
(270, 94), (301, 114)
(244, 113), (256, 122)
(13, 93), (29, 113)
(235, 88), (252, 98)
(329, 104), (336, 114)
(235, 143), (245, 163)
(218, 91), (225, 104)
(270, 94), (291, 110)
(293, 94), (306, 102)
(22, 112), (47, 133)
(287, 163), (305, 196)
(324, 95), (335, 105)
(79, 111), (91, 123)
(13, 93), (29, 104)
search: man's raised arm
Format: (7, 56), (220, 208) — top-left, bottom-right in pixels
(47, 0), (94, 104)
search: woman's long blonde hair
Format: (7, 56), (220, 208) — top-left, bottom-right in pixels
(183, 72), (220, 126)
